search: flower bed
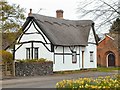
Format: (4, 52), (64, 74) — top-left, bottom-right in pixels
(56, 74), (120, 89)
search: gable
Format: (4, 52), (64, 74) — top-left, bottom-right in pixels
(17, 20), (50, 44)
(98, 35), (116, 48)
(98, 35), (114, 46)
(88, 28), (96, 44)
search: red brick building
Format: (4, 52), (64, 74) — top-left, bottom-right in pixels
(97, 34), (120, 67)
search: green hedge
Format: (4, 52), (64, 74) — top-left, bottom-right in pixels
(56, 74), (120, 89)
(16, 58), (52, 63)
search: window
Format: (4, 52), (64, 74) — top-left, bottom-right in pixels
(72, 51), (77, 63)
(26, 48), (30, 59)
(34, 48), (39, 59)
(90, 51), (94, 62)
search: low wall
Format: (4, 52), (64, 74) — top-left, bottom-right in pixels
(15, 62), (53, 76)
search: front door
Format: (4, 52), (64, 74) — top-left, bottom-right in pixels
(108, 53), (115, 67)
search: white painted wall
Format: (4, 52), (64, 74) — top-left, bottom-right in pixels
(15, 21), (52, 61)
(34, 43), (53, 61)
(54, 46), (80, 71)
(15, 20), (97, 72)
(53, 44), (97, 71)
(15, 43), (30, 60)
(83, 28), (97, 68)
(15, 43), (53, 61)
(18, 22), (50, 44)
(88, 28), (96, 43)
(83, 44), (97, 68)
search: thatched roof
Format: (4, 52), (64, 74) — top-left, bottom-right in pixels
(22, 14), (97, 46)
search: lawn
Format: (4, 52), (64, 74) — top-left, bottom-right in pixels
(95, 67), (120, 72)
(54, 67), (120, 75)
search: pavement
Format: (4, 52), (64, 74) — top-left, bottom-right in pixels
(1, 70), (119, 88)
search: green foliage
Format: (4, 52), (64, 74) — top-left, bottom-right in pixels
(16, 58), (52, 63)
(110, 18), (120, 33)
(0, 50), (13, 63)
(0, 0), (26, 32)
(56, 74), (120, 89)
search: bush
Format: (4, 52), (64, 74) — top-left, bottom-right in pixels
(56, 74), (120, 89)
(16, 58), (52, 63)
(0, 50), (13, 63)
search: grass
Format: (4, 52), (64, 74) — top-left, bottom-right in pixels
(96, 67), (120, 72)
(54, 69), (89, 75)
(54, 67), (120, 75)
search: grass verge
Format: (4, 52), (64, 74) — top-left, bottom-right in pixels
(54, 67), (120, 75)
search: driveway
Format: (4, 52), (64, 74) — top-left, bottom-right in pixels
(2, 70), (118, 88)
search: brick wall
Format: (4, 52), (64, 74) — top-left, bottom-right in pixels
(97, 35), (120, 67)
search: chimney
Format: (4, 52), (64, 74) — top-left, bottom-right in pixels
(28, 9), (32, 16)
(56, 10), (64, 19)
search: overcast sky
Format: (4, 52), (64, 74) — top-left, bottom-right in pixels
(7, 0), (80, 20)
(7, 0), (114, 35)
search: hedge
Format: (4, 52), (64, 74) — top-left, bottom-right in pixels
(16, 58), (53, 63)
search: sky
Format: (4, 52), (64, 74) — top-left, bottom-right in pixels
(7, 0), (80, 20)
(7, 0), (114, 35)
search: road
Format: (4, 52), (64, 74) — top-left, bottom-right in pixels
(2, 71), (118, 88)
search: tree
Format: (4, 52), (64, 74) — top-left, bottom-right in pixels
(110, 18), (120, 33)
(0, 50), (13, 63)
(0, 0), (26, 32)
(109, 18), (120, 52)
(77, 0), (120, 33)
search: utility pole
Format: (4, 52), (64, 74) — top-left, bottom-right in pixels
(1, 1), (4, 33)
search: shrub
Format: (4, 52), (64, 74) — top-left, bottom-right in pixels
(56, 74), (120, 89)
(16, 58), (52, 63)
(0, 50), (13, 63)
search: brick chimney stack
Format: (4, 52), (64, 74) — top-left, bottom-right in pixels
(28, 9), (32, 16)
(56, 10), (64, 19)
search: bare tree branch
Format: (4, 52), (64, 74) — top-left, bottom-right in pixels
(100, 0), (120, 15)
(77, 0), (119, 34)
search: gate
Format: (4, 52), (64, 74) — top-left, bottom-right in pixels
(2, 62), (13, 76)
